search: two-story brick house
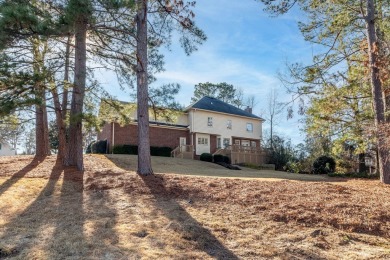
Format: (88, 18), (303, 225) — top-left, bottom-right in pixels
(98, 96), (265, 164)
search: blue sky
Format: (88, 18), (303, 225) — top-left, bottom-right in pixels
(98, 0), (316, 145)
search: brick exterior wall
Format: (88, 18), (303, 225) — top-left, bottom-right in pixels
(98, 123), (190, 152)
(97, 123), (113, 147)
(97, 123), (261, 158)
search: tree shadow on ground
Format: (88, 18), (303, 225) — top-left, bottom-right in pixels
(137, 174), (239, 260)
(0, 156), (46, 197)
(46, 162), (87, 259)
(0, 159), (118, 259)
(0, 158), (65, 257)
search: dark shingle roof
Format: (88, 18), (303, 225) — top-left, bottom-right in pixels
(186, 96), (263, 120)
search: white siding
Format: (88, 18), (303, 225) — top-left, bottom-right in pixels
(189, 109), (262, 140)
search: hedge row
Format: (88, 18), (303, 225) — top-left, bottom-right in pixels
(86, 140), (107, 154)
(200, 153), (231, 164)
(113, 144), (172, 157)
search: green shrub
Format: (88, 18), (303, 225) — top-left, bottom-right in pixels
(200, 153), (213, 162)
(213, 154), (224, 163)
(223, 155), (231, 164)
(113, 145), (172, 157)
(284, 161), (304, 173)
(91, 140), (107, 154)
(113, 145), (138, 155)
(86, 141), (95, 154)
(150, 146), (172, 157)
(313, 155), (336, 174)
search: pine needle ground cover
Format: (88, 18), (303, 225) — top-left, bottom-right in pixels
(0, 155), (389, 259)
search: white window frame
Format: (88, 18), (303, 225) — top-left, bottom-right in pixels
(246, 123), (253, 132)
(241, 140), (250, 147)
(207, 117), (213, 127)
(251, 141), (257, 147)
(198, 137), (208, 145)
(227, 119), (232, 129)
(223, 138), (230, 148)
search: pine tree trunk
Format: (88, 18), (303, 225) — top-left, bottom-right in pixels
(136, 0), (153, 175)
(65, 18), (87, 171)
(60, 35), (71, 161)
(366, 0), (390, 184)
(32, 37), (50, 157)
(54, 35), (72, 161)
(35, 88), (50, 157)
(51, 87), (67, 159)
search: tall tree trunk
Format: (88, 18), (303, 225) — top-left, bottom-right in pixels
(32, 37), (50, 157)
(65, 18), (87, 170)
(53, 35), (71, 161)
(35, 89), (50, 157)
(136, 0), (153, 175)
(51, 86), (67, 159)
(366, 0), (390, 184)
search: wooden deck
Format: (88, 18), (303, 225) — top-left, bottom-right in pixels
(214, 145), (266, 165)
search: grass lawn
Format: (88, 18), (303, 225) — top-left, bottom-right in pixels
(0, 154), (389, 259)
(106, 154), (331, 181)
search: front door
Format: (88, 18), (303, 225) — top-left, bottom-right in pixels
(180, 137), (186, 152)
(196, 133), (210, 155)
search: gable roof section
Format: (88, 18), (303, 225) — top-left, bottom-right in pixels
(186, 96), (263, 120)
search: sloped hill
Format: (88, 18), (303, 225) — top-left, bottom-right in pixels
(0, 155), (389, 259)
(106, 154), (329, 181)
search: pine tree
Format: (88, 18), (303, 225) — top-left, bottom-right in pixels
(259, 0), (390, 183)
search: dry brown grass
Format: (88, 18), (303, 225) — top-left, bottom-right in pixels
(106, 154), (331, 181)
(0, 154), (389, 259)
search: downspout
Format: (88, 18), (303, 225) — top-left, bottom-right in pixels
(192, 109), (196, 155)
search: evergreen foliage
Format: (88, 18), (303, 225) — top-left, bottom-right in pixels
(91, 140), (107, 154)
(213, 154), (224, 163)
(312, 155), (336, 174)
(200, 153), (212, 162)
(191, 82), (243, 107)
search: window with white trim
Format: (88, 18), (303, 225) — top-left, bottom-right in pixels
(198, 137), (208, 145)
(227, 119), (232, 129)
(223, 138), (230, 148)
(246, 123), (253, 132)
(207, 117), (213, 127)
(251, 141), (257, 147)
(241, 140), (250, 147)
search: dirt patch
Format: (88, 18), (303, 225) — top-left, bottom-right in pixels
(0, 154), (389, 259)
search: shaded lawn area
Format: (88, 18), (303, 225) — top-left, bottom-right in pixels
(0, 155), (389, 259)
(105, 154), (332, 181)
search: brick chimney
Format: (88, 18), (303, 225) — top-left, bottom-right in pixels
(244, 106), (252, 114)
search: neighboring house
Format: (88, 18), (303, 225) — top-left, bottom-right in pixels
(0, 142), (16, 156)
(98, 96), (266, 164)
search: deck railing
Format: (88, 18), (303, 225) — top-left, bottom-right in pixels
(213, 145), (265, 165)
(171, 145), (194, 159)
